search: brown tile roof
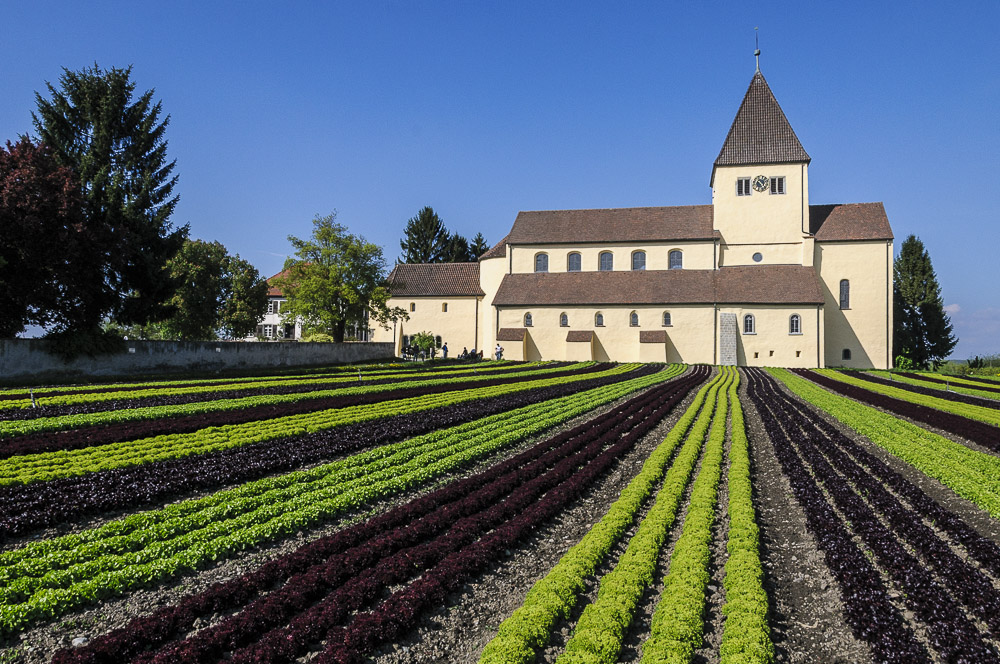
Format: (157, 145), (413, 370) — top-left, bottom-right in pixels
(266, 270), (291, 297)
(479, 234), (509, 260)
(506, 206), (715, 245)
(496, 327), (527, 341)
(810, 203), (893, 241)
(387, 263), (485, 297)
(493, 266), (824, 307)
(714, 71), (810, 171)
(566, 330), (594, 342)
(639, 330), (667, 343)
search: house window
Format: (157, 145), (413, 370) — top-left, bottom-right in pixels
(631, 251), (646, 271)
(560, 313), (569, 327)
(595, 312), (604, 327)
(599, 252), (613, 271)
(669, 250), (683, 270)
(535, 253), (549, 273)
(843, 348), (852, 361)
(442, 303), (448, 312)
(662, 312), (672, 327)
(567, 252), (582, 272)
(770, 177), (785, 195)
(743, 314), (756, 335)
(410, 302), (416, 312)
(435, 336), (442, 348)
(789, 314), (802, 335)
(737, 178), (751, 196)
(840, 280), (850, 309)
(630, 311), (639, 327)
(524, 312), (533, 327)
(268, 300), (280, 315)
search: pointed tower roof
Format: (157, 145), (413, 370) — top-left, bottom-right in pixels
(713, 71), (810, 173)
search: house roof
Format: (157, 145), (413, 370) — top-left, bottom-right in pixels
(479, 233), (509, 260)
(266, 270), (291, 297)
(810, 202), (893, 241)
(714, 71), (810, 174)
(496, 327), (527, 341)
(493, 265), (824, 307)
(387, 262), (485, 297)
(506, 206), (715, 245)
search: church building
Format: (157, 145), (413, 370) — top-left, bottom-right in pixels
(373, 68), (894, 368)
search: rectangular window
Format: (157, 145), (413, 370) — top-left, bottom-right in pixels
(770, 176), (785, 195)
(737, 178), (751, 196)
(442, 303), (448, 312)
(410, 302), (416, 312)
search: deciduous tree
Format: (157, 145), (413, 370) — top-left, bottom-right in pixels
(893, 234), (957, 369)
(219, 254), (269, 339)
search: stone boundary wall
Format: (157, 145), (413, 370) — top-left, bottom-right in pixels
(0, 339), (395, 384)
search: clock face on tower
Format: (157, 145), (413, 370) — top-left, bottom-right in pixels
(752, 175), (769, 192)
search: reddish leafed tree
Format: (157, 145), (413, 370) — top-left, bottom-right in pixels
(0, 137), (82, 337)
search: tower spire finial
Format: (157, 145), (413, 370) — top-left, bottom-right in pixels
(754, 27), (761, 72)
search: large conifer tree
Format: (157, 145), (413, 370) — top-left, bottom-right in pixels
(33, 64), (187, 333)
(893, 234), (957, 369)
(399, 206), (450, 263)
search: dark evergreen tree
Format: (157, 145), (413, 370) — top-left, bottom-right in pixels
(33, 64), (187, 333)
(0, 138), (82, 337)
(399, 206), (449, 263)
(444, 232), (474, 262)
(470, 232), (490, 258)
(893, 234), (957, 369)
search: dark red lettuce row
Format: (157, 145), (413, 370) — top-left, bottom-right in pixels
(51, 366), (708, 664)
(0, 363), (596, 457)
(845, 370), (1000, 409)
(0, 364), (655, 543)
(895, 371), (1000, 394)
(795, 370), (1000, 454)
(0, 361), (559, 422)
(772, 384), (1000, 641)
(742, 369), (929, 664)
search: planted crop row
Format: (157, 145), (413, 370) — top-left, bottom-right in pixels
(891, 370), (1000, 396)
(811, 369), (1000, 428)
(849, 370), (1000, 410)
(0, 366), (682, 635)
(0, 366), (663, 541)
(743, 369), (929, 663)
(0, 363), (600, 458)
(54, 368), (708, 664)
(559, 368), (733, 664)
(774, 369), (1000, 516)
(751, 369), (1000, 662)
(479, 368), (725, 664)
(719, 370), (772, 664)
(0, 364), (633, 487)
(0, 361), (571, 431)
(795, 370), (1000, 454)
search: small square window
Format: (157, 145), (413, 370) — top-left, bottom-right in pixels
(796, 350), (801, 357)
(753, 351), (759, 359)
(737, 178), (751, 196)
(770, 177), (785, 195)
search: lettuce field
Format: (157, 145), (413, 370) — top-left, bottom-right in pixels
(1, 360), (999, 663)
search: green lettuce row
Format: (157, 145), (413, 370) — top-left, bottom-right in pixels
(0, 368), (680, 634)
(719, 371), (773, 664)
(815, 369), (1000, 427)
(864, 370), (1000, 401)
(634, 367), (730, 664)
(771, 368), (1000, 517)
(558, 368), (733, 664)
(0, 362), (565, 437)
(0, 362), (533, 410)
(0, 363), (622, 486)
(477, 369), (724, 664)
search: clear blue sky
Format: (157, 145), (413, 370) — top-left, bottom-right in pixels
(3, 1), (997, 358)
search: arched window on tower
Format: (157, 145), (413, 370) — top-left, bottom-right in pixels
(840, 279), (850, 309)
(669, 250), (683, 270)
(599, 252), (613, 271)
(743, 314), (756, 334)
(534, 253), (548, 273)
(567, 252), (581, 272)
(789, 314), (802, 335)
(631, 251), (646, 271)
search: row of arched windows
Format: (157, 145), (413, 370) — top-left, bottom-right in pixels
(523, 311), (674, 328)
(742, 314), (803, 335)
(535, 250), (684, 273)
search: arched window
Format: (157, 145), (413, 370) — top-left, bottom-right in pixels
(669, 250), (683, 270)
(595, 312), (605, 327)
(630, 311), (639, 327)
(842, 348), (852, 361)
(599, 252), (613, 271)
(534, 253), (548, 273)
(524, 312), (533, 327)
(631, 251), (646, 271)
(840, 279), (850, 309)
(435, 335), (442, 348)
(743, 314), (756, 334)
(789, 314), (801, 335)
(409, 302), (416, 312)
(559, 313), (569, 327)
(567, 252), (582, 272)
(662, 312), (672, 326)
